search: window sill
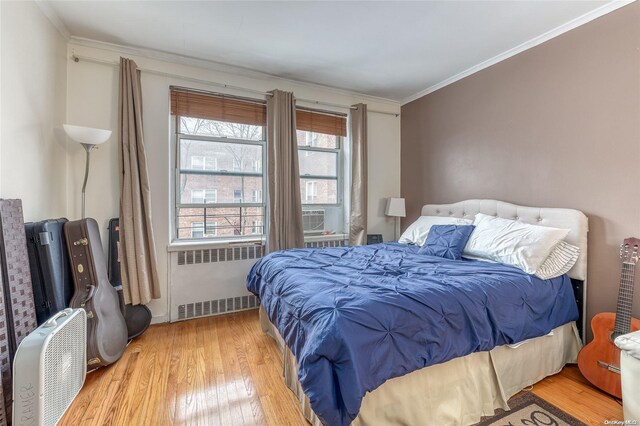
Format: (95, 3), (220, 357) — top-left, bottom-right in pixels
(167, 238), (264, 252)
(304, 233), (348, 242)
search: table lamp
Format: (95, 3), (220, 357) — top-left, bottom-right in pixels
(385, 197), (406, 241)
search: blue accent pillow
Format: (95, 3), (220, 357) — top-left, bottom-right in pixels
(418, 225), (475, 260)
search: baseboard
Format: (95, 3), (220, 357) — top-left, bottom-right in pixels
(151, 314), (170, 325)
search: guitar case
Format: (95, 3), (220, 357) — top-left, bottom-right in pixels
(24, 218), (74, 325)
(107, 218), (152, 340)
(114, 285), (151, 339)
(107, 218), (121, 286)
(65, 218), (127, 370)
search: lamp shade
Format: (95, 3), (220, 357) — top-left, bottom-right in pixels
(385, 198), (406, 217)
(63, 124), (111, 145)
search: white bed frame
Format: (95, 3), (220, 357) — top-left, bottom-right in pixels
(422, 199), (588, 340)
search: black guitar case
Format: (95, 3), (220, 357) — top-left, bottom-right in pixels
(25, 218), (74, 325)
(65, 218), (127, 369)
(108, 218), (151, 340)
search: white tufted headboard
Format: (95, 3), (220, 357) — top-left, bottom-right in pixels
(421, 199), (588, 281)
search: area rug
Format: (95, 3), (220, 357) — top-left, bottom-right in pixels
(476, 391), (586, 426)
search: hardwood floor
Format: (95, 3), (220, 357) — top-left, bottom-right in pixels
(60, 310), (623, 425)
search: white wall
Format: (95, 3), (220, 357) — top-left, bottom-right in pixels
(0, 1), (68, 221)
(66, 42), (401, 322)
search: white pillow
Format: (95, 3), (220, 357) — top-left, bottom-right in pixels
(463, 213), (570, 275)
(399, 216), (473, 246)
(535, 241), (580, 280)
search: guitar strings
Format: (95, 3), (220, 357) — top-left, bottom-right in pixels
(614, 262), (635, 333)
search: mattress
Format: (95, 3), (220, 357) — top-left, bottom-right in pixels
(247, 243), (579, 425)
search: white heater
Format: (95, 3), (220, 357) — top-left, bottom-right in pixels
(12, 308), (87, 426)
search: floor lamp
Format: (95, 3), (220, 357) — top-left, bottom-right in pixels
(385, 197), (406, 241)
(63, 124), (112, 219)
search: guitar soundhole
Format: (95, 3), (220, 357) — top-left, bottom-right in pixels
(608, 330), (626, 343)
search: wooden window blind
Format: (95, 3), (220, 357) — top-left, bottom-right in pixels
(171, 89), (266, 126)
(296, 109), (347, 137)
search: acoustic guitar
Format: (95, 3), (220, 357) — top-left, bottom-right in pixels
(577, 237), (640, 398)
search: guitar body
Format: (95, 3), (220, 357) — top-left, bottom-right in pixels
(578, 312), (640, 398)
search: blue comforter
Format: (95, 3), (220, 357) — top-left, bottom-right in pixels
(247, 243), (578, 426)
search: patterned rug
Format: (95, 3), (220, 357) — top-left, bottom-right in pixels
(476, 392), (586, 426)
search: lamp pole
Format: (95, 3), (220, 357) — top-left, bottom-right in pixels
(80, 143), (97, 219)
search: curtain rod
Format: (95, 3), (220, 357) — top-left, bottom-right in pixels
(71, 55), (399, 117)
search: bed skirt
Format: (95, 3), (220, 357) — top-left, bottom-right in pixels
(259, 306), (582, 426)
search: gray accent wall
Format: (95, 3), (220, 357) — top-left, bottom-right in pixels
(400, 2), (640, 341)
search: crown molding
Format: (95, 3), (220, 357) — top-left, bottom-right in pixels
(68, 37), (401, 108)
(34, 0), (70, 40)
(401, 0), (635, 105)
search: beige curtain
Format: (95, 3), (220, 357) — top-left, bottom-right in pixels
(118, 57), (161, 305)
(349, 104), (368, 246)
(266, 90), (304, 252)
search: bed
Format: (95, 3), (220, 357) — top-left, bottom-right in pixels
(247, 199), (588, 426)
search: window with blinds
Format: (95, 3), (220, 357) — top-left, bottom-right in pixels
(171, 87), (348, 241)
(296, 109), (346, 137)
(172, 88), (266, 240)
(171, 89), (266, 126)
(296, 108), (346, 236)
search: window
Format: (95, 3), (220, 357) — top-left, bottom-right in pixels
(173, 89), (347, 240)
(251, 220), (263, 235)
(297, 132), (340, 205)
(191, 222), (217, 238)
(205, 156), (218, 170)
(191, 156), (205, 170)
(191, 222), (204, 239)
(190, 189), (217, 204)
(305, 181), (317, 202)
(190, 156), (218, 171)
(173, 88), (266, 240)
(296, 108), (346, 235)
(305, 131), (317, 147)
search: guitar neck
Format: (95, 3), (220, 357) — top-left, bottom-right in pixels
(614, 261), (636, 336)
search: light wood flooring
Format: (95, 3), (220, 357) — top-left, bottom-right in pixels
(60, 310), (623, 425)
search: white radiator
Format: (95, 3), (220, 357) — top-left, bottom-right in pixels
(12, 308), (87, 426)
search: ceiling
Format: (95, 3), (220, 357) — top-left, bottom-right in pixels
(46, 1), (618, 102)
